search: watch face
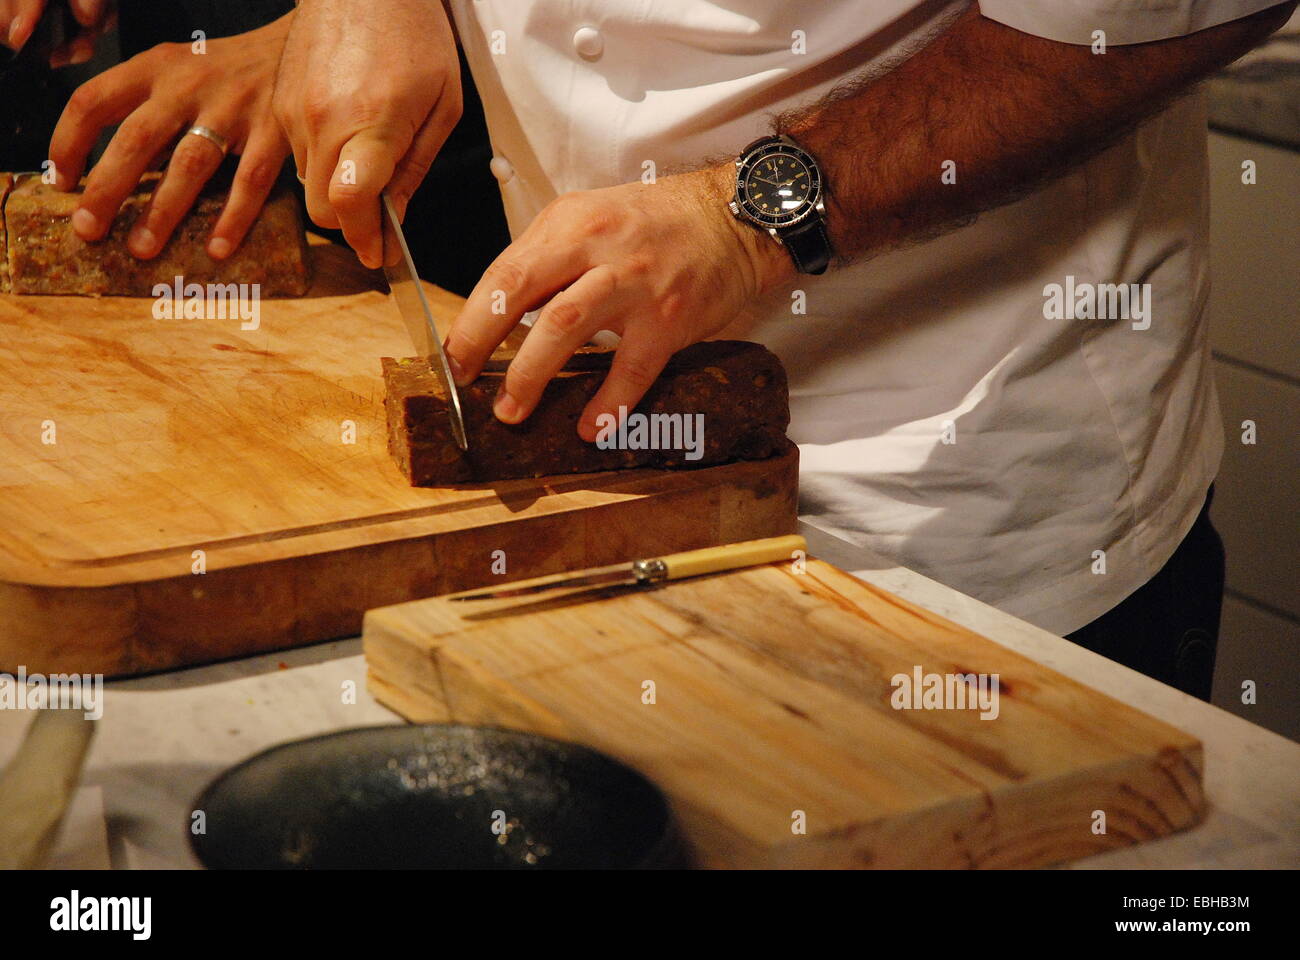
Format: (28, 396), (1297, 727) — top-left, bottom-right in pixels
(736, 141), (821, 228)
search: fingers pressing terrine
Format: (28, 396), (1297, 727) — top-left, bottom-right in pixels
(1, 173), (309, 296)
(382, 340), (791, 485)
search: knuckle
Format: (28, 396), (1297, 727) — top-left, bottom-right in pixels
(582, 206), (621, 238)
(656, 289), (688, 322)
(235, 156), (282, 194)
(615, 354), (662, 390)
(116, 120), (159, 156)
(300, 95), (334, 132)
(506, 365), (546, 399)
(168, 145), (214, 180)
(447, 331), (491, 363)
(544, 191), (582, 219)
(485, 258), (528, 295)
(540, 298), (585, 337)
(147, 42), (185, 68)
(65, 82), (101, 120)
(588, 267), (618, 301)
(270, 90), (292, 126)
(623, 255), (653, 279)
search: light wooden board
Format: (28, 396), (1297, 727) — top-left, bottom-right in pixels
(364, 558), (1205, 869)
(0, 238), (797, 676)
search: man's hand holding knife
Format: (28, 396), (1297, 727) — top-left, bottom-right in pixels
(272, 0), (462, 268)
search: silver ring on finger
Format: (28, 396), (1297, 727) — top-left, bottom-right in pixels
(185, 124), (230, 157)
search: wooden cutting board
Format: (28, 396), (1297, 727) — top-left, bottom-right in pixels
(0, 238), (797, 676)
(364, 557), (1205, 869)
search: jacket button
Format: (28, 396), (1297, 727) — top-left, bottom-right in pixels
(573, 26), (603, 60)
(489, 156), (515, 183)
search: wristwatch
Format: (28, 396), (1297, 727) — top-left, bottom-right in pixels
(728, 134), (833, 275)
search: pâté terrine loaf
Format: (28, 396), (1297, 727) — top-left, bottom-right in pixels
(0, 172), (309, 296)
(383, 340), (790, 485)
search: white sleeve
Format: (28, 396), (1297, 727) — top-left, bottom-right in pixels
(977, 0), (1289, 45)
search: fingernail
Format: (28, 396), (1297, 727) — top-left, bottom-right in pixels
(71, 208), (101, 239)
(9, 18), (27, 49)
(494, 390), (521, 423)
(578, 418), (598, 443)
(127, 226), (156, 257)
(208, 237), (232, 260)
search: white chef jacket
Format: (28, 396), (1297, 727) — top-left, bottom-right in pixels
(449, 0), (1278, 636)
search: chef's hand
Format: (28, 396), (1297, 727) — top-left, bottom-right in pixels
(444, 167), (796, 441)
(3, 0), (115, 67)
(271, 0), (461, 269)
(48, 12), (293, 260)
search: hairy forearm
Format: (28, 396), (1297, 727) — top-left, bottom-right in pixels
(777, 1), (1296, 263)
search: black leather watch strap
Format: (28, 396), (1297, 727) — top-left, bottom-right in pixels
(782, 217), (832, 276)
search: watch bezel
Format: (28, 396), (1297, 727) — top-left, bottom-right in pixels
(734, 139), (823, 230)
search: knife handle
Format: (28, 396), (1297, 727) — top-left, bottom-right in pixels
(658, 535), (807, 581)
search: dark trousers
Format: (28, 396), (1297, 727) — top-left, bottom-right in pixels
(1065, 487), (1224, 701)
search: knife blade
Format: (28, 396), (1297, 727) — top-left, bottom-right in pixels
(381, 191), (468, 451)
(450, 535), (807, 602)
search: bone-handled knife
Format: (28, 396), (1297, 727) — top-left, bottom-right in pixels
(451, 535), (808, 602)
(381, 191), (468, 451)
(0, 710), (96, 869)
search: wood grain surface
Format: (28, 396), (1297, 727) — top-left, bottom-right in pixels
(0, 238), (797, 676)
(364, 558), (1205, 869)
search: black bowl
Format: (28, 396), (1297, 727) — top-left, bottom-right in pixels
(190, 724), (686, 869)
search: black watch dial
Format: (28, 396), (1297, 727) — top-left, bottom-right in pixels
(736, 141), (821, 228)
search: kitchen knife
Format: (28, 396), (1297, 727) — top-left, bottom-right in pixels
(381, 191), (468, 451)
(450, 534), (807, 601)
